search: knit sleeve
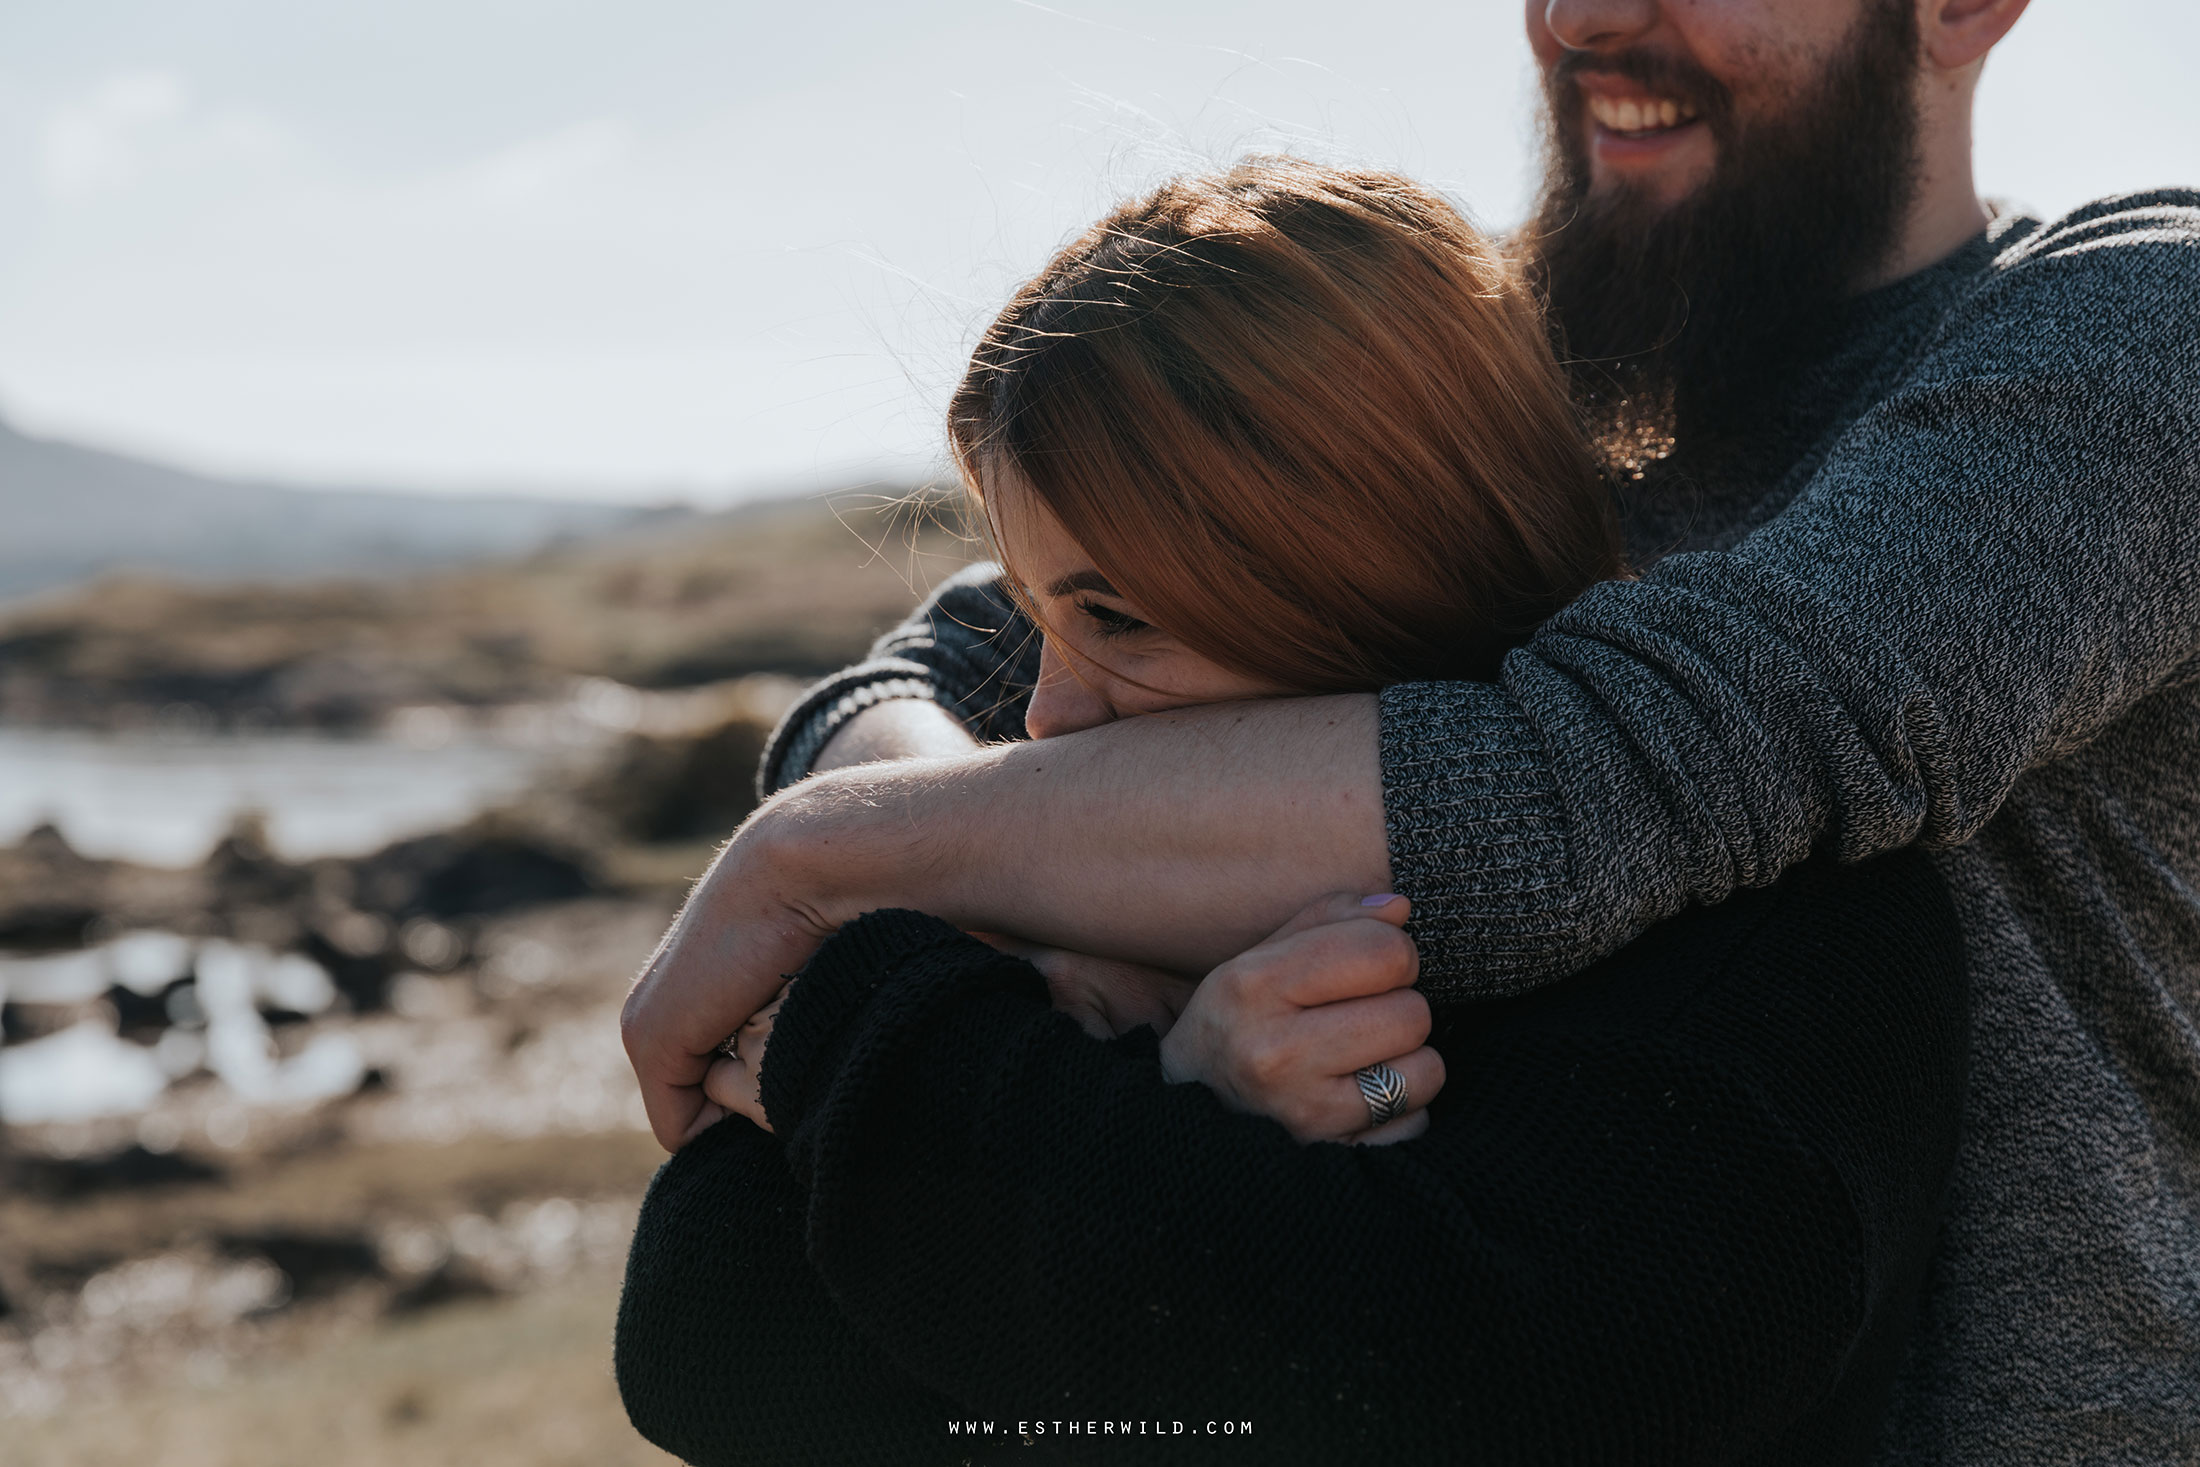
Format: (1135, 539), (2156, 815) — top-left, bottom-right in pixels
(757, 562), (1040, 796)
(1384, 191), (2200, 994)
(725, 852), (1964, 1464)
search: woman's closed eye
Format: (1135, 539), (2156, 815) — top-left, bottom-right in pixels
(1075, 598), (1151, 639)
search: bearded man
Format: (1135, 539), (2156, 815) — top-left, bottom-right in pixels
(621, 0), (2200, 1457)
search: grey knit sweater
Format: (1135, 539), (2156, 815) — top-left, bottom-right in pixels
(761, 193), (2200, 1463)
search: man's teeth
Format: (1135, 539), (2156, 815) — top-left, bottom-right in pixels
(1588, 96), (1699, 134)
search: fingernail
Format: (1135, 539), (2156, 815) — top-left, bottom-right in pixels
(1360, 893), (1402, 907)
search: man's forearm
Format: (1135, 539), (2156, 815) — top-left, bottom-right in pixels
(780, 694), (1392, 975)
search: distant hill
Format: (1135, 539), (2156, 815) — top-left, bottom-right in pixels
(0, 414), (657, 602)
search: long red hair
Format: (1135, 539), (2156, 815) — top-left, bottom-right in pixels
(950, 156), (1623, 693)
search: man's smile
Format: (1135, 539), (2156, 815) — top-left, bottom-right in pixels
(1587, 92), (1700, 136)
(1571, 72), (1714, 185)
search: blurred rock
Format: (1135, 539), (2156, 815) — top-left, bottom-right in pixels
(204, 813), (313, 912)
(0, 823), (106, 949)
(216, 1229), (383, 1304)
(299, 929), (395, 1014)
(570, 716), (767, 843)
(106, 981), (180, 1043)
(386, 1255), (502, 1315)
(0, 683), (759, 1147)
(350, 824), (598, 924)
(4, 1143), (225, 1200)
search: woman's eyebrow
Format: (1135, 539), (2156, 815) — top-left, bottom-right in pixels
(1044, 569), (1122, 598)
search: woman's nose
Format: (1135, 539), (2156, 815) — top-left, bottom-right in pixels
(1024, 639), (1117, 740)
(1541, 0), (1659, 54)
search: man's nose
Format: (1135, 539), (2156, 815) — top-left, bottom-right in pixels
(1024, 640), (1118, 740)
(1542, 0), (1659, 53)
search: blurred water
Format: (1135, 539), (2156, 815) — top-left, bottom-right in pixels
(0, 933), (361, 1124)
(0, 1022), (170, 1124)
(0, 728), (549, 867)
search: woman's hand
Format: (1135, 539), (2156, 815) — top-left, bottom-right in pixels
(1159, 893), (1444, 1145)
(972, 935), (1198, 1041)
(621, 779), (889, 1151)
(700, 984), (788, 1133)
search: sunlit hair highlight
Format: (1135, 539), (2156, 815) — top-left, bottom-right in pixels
(951, 156), (1625, 694)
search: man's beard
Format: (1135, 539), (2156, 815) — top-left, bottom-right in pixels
(1521, 0), (1923, 457)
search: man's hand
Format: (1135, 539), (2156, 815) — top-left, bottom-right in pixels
(1159, 893), (1444, 1145)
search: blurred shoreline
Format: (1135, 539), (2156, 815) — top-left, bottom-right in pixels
(0, 673), (802, 867)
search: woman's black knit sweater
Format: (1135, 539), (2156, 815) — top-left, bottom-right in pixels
(616, 850), (1965, 1466)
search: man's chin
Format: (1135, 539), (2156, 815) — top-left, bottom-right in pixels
(1587, 128), (1717, 212)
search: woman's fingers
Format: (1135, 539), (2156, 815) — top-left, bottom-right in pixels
(1295, 985), (1434, 1072)
(1350, 1107), (1430, 1147)
(679, 1101), (730, 1146)
(1234, 1032), (1445, 1144)
(1272, 1040), (1445, 1143)
(622, 893), (827, 1150)
(1161, 893), (1443, 1145)
(970, 936), (1198, 1040)
(1214, 916), (1420, 1010)
(699, 988), (787, 1131)
(742, 988), (788, 1041)
(1336, 1042), (1445, 1135)
(702, 1054), (770, 1132)
(1031, 949), (1199, 1040)
(1398, 1041), (1447, 1111)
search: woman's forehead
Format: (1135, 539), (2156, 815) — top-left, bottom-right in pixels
(984, 471), (1096, 592)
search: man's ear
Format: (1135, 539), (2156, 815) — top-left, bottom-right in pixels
(1920, 0), (2033, 72)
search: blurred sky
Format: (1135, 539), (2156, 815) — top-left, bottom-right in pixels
(1, 0), (2194, 503)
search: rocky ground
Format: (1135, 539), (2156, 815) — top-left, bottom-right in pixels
(0, 869), (684, 1462)
(0, 485), (987, 1462)
(0, 704), (795, 1462)
(13, 1268), (676, 1467)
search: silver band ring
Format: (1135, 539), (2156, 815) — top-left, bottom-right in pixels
(1355, 1062), (1411, 1128)
(716, 1032), (741, 1064)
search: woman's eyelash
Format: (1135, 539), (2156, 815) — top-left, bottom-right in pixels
(1075, 599), (1149, 638)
